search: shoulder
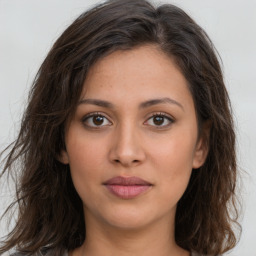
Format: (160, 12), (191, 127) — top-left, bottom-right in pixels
(191, 253), (219, 256)
(8, 250), (68, 256)
(8, 252), (42, 256)
(191, 252), (208, 256)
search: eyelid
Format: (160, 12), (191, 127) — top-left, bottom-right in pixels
(82, 112), (112, 128)
(144, 112), (175, 127)
(81, 111), (174, 129)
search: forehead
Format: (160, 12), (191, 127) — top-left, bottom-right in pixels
(81, 45), (193, 109)
(85, 45), (182, 83)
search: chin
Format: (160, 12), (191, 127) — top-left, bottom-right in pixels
(99, 206), (159, 231)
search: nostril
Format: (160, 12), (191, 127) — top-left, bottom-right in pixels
(113, 159), (140, 165)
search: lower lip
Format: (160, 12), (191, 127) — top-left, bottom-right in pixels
(105, 185), (152, 199)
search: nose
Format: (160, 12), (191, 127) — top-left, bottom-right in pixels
(108, 123), (146, 167)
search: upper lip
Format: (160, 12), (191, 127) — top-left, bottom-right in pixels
(103, 176), (152, 186)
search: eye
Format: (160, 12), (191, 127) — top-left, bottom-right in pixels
(145, 113), (174, 128)
(82, 113), (112, 128)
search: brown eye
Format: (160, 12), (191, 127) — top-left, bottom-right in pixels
(145, 114), (174, 128)
(153, 116), (164, 125)
(83, 114), (111, 128)
(93, 116), (104, 125)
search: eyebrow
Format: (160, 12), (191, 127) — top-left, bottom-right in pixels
(78, 98), (114, 108)
(78, 97), (184, 111)
(139, 97), (184, 110)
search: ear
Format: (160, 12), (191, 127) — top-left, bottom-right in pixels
(192, 120), (211, 169)
(58, 150), (69, 165)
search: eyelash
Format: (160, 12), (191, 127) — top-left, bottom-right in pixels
(144, 112), (174, 128)
(81, 112), (174, 129)
(82, 112), (112, 128)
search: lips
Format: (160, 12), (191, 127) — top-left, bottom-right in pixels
(103, 176), (152, 199)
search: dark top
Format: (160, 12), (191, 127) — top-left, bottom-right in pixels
(9, 250), (204, 256)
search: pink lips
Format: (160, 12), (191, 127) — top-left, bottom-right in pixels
(103, 176), (152, 199)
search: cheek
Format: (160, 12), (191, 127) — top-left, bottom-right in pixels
(149, 130), (196, 197)
(66, 132), (107, 197)
(67, 125), (107, 167)
(151, 132), (196, 171)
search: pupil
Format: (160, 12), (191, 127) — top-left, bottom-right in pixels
(93, 116), (104, 125)
(153, 116), (164, 125)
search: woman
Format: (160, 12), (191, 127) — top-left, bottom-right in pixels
(0, 0), (240, 255)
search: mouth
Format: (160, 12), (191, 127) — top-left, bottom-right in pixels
(103, 176), (153, 199)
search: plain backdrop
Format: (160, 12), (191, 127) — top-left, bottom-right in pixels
(0, 0), (256, 255)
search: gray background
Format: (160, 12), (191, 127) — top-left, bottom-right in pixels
(0, 0), (255, 255)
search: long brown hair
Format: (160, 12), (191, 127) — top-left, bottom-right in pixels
(0, 0), (240, 255)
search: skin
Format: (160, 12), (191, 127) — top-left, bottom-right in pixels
(61, 45), (209, 256)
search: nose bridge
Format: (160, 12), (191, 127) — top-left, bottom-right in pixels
(109, 119), (145, 166)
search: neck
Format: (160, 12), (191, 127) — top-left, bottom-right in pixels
(71, 213), (189, 256)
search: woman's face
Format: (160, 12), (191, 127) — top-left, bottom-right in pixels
(61, 45), (208, 231)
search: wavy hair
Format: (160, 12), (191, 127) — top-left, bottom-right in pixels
(0, 0), (240, 255)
